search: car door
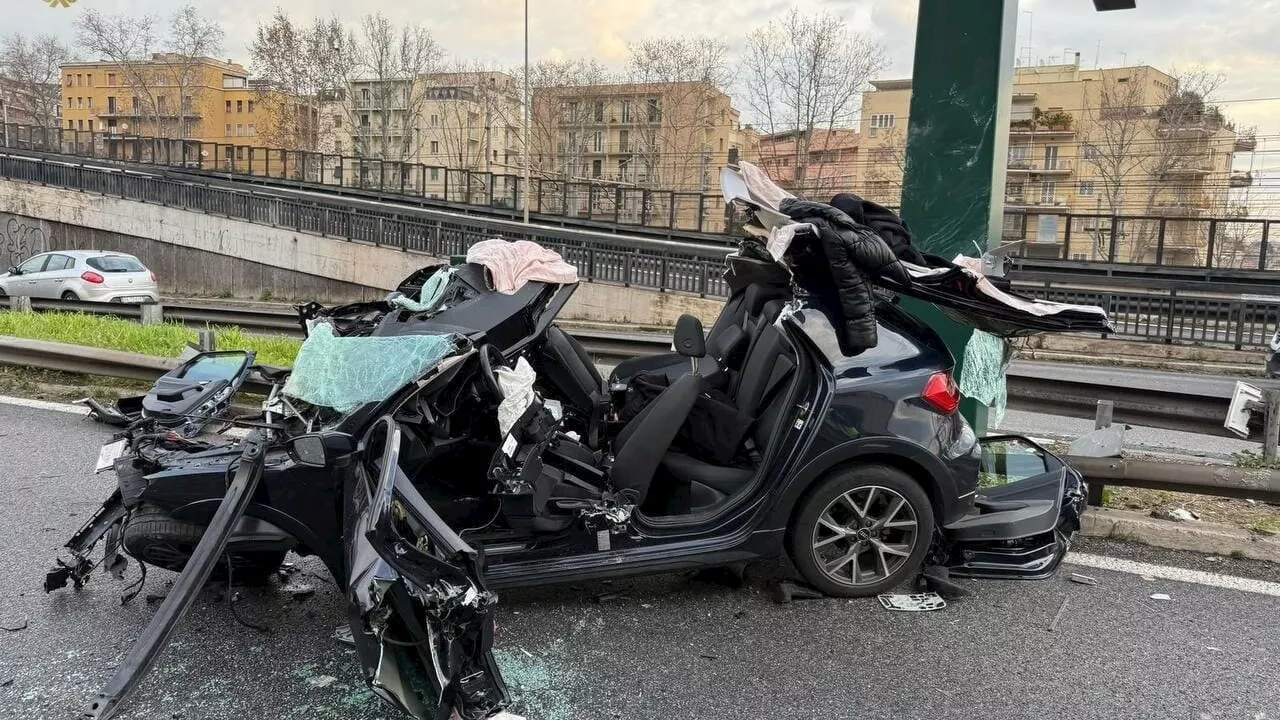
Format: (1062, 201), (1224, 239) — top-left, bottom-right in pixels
(38, 254), (78, 299)
(345, 416), (509, 720)
(10, 253), (52, 297)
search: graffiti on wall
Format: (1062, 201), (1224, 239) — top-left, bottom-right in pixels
(1, 215), (50, 270)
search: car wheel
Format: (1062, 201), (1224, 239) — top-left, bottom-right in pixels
(121, 504), (286, 585)
(60, 291), (79, 301)
(788, 464), (934, 598)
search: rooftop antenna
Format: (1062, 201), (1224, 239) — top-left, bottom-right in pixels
(1094, 40), (1102, 68)
(1021, 10), (1034, 67)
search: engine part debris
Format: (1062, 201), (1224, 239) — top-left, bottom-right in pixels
(877, 593), (947, 612)
(332, 624), (355, 646)
(1150, 593), (1172, 601)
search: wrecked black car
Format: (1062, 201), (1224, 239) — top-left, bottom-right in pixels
(47, 163), (1113, 719)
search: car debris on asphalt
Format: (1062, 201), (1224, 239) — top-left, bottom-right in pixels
(1047, 598), (1069, 632)
(877, 593), (947, 612)
(1150, 593), (1172, 601)
(771, 580), (824, 604)
(1069, 573), (1099, 586)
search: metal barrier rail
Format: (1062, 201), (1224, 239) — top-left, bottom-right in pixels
(1, 332), (1275, 502)
(0, 152), (733, 298)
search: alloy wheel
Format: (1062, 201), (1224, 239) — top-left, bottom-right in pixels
(810, 485), (920, 587)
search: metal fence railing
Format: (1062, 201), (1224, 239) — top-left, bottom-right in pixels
(0, 152), (732, 298)
(3, 142), (1280, 349)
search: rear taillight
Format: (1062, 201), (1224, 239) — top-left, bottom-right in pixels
(150, 271), (157, 282)
(922, 371), (960, 414)
(81, 271), (105, 284)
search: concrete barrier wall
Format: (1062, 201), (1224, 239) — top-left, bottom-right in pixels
(0, 178), (722, 326)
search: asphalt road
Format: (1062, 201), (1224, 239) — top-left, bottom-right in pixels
(1, 400), (1278, 720)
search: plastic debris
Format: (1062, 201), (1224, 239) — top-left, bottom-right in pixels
(282, 322), (457, 413)
(1047, 598), (1069, 632)
(332, 624), (355, 646)
(1150, 593), (1172, 601)
(878, 593), (947, 612)
(919, 564), (970, 598)
(1, 618), (27, 632)
(1069, 573), (1098, 586)
(1151, 507), (1197, 522)
(307, 675), (339, 689)
(772, 581), (824, 604)
(284, 583), (316, 600)
(1068, 425), (1127, 458)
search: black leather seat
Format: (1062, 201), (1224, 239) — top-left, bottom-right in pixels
(536, 325), (605, 417)
(610, 373), (702, 508)
(609, 284), (789, 389)
(658, 323), (797, 509)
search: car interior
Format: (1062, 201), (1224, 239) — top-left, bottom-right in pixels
(385, 252), (806, 544)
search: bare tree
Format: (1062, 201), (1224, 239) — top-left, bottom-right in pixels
(76, 4), (223, 139)
(334, 13), (444, 173)
(625, 36), (733, 192)
(525, 58), (615, 180)
(249, 11), (346, 153)
(1081, 67), (1228, 262)
(743, 8), (886, 194)
(0, 33), (72, 130)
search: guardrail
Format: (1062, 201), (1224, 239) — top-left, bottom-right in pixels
(0, 152), (734, 298)
(1, 332), (1275, 503)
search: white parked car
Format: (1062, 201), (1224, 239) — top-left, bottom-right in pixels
(0, 250), (159, 303)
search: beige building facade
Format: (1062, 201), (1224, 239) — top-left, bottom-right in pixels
(858, 62), (1247, 264)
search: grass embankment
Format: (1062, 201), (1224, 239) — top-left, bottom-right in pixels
(0, 311), (301, 367)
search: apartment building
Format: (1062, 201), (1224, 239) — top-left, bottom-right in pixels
(1, 76), (62, 130)
(330, 71), (522, 201)
(858, 61), (1247, 264)
(757, 128), (859, 198)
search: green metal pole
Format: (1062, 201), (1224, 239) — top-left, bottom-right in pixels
(898, 0), (1019, 434)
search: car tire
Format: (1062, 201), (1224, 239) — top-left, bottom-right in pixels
(60, 291), (79, 301)
(788, 464), (934, 598)
(121, 504), (286, 585)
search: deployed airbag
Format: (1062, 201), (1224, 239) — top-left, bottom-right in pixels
(282, 323), (457, 412)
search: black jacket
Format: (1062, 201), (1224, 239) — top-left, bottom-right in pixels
(829, 192), (927, 265)
(779, 199), (911, 356)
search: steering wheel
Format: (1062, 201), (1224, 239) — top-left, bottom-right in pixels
(477, 344), (505, 401)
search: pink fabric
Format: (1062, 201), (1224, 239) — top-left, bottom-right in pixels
(465, 238), (579, 294)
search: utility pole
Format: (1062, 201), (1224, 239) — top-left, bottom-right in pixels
(521, 0), (531, 225)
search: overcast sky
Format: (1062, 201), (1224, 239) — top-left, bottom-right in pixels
(12, 0), (1280, 198)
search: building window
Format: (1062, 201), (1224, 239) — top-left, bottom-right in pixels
(592, 159), (602, 178)
(65, 75), (72, 87)
(430, 114), (438, 127)
(618, 158), (627, 176)
(248, 101), (255, 113)
(594, 102), (604, 122)
(157, 95), (167, 114)
(1006, 180), (1024, 198)
(430, 141), (439, 154)
(87, 74), (93, 86)
(225, 100), (232, 113)
(568, 131), (577, 150)
(647, 98), (660, 122)
(619, 129), (629, 152)
(237, 146), (246, 160)
(1078, 180), (1094, 196)
(236, 123), (243, 136)
(621, 101), (630, 123)
(77, 97), (83, 109)
(593, 131), (602, 152)
(1041, 181), (1057, 203)
(107, 73), (116, 86)
(869, 113), (896, 129)
(65, 97), (71, 108)
(361, 88), (371, 105)
(77, 119), (84, 130)
(235, 100), (242, 113)
(225, 123), (232, 136)
(333, 115), (342, 127)
(68, 120), (74, 129)
(248, 124), (255, 137)
(75, 74), (81, 86)
(492, 149), (498, 162)
(430, 167), (439, 181)
(360, 114), (369, 127)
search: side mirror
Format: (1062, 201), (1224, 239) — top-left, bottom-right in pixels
(673, 314), (706, 359)
(289, 431), (357, 467)
(8, 266), (20, 276)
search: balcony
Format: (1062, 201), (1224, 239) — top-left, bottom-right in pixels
(1004, 195), (1067, 209)
(1230, 171), (1254, 188)
(94, 108), (202, 120)
(1235, 134), (1257, 152)
(1007, 158), (1072, 175)
(1159, 156), (1213, 178)
(1009, 125), (1076, 139)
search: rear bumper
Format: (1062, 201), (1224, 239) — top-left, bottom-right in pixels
(82, 285), (160, 303)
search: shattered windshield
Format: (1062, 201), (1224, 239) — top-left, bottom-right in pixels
(282, 323), (459, 413)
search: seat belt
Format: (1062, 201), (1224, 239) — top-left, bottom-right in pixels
(741, 361), (796, 465)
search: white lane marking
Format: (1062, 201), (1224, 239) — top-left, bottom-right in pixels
(1066, 552), (1280, 597)
(0, 394), (88, 416)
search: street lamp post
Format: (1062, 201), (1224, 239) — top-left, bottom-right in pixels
(522, 0), (531, 225)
